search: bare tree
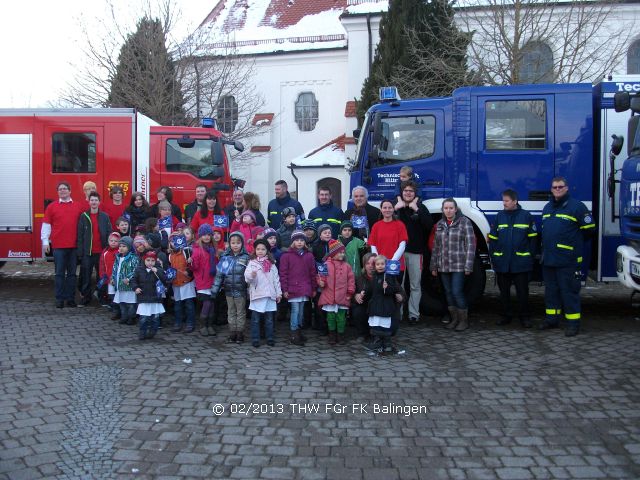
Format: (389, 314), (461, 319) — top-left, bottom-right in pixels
(56, 0), (269, 166)
(455, 0), (635, 85)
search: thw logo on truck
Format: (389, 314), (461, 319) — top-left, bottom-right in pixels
(630, 182), (640, 207)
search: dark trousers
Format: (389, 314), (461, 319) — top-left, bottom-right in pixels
(543, 265), (582, 326)
(251, 310), (274, 342)
(351, 303), (369, 337)
(53, 248), (77, 301)
(496, 271), (530, 320)
(79, 253), (100, 300)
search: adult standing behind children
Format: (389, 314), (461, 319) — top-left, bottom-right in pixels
(344, 186), (380, 240)
(102, 185), (127, 229)
(184, 184), (208, 226)
(190, 191), (222, 235)
(308, 186), (344, 239)
(267, 180), (305, 229)
(430, 198), (476, 332)
(126, 192), (152, 234)
(368, 199), (408, 274)
(243, 192), (266, 227)
(77, 192), (112, 306)
(41, 182), (84, 308)
(394, 180), (433, 324)
(150, 186), (182, 221)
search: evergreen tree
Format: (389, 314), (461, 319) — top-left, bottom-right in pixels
(357, 0), (471, 121)
(108, 16), (186, 125)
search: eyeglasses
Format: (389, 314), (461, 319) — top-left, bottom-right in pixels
(551, 185), (567, 190)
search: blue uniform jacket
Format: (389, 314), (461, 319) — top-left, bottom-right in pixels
(541, 194), (595, 267)
(488, 205), (537, 273)
(308, 201), (344, 238)
(267, 193), (305, 229)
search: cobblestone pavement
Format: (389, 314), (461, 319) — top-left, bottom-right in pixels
(1, 261), (640, 479)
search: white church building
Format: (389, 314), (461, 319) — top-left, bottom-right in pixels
(196, 0), (640, 214)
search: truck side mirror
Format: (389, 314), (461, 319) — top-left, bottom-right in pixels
(233, 141), (244, 152)
(614, 92), (630, 112)
(611, 134), (624, 156)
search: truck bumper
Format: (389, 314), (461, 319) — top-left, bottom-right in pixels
(616, 245), (640, 291)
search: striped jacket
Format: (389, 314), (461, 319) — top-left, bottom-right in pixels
(430, 213), (476, 273)
(488, 205), (537, 273)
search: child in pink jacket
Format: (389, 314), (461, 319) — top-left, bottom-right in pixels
(317, 239), (355, 345)
(244, 239), (282, 348)
(190, 224), (218, 336)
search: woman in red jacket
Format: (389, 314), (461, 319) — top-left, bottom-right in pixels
(368, 198), (408, 272)
(190, 191), (222, 236)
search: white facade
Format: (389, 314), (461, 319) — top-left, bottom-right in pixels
(199, 0), (640, 216)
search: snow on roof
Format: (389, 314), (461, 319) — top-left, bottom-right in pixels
(343, 0), (388, 15)
(198, 0), (386, 55)
(290, 134), (356, 167)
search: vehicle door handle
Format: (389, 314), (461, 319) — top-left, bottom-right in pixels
(422, 180), (442, 186)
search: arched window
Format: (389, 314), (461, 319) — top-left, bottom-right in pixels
(295, 92), (319, 131)
(518, 41), (554, 84)
(628, 39), (640, 74)
(217, 95), (238, 134)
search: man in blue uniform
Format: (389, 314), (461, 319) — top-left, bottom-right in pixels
(308, 186), (344, 238)
(488, 189), (537, 328)
(267, 180), (305, 229)
(540, 177), (595, 336)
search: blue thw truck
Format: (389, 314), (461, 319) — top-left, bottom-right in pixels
(348, 76), (638, 299)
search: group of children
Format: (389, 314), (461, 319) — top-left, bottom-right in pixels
(95, 206), (403, 353)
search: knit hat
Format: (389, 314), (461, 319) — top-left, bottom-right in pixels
(240, 210), (256, 223)
(340, 221), (353, 231)
(198, 224), (214, 237)
(228, 231), (245, 245)
(302, 219), (317, 232)
(118, 236), (133, 250)
(290, 229), (306, 243)
(251, 226), (265, 237)
(133, 235), (146, 247)
(282, 207), (296, 218)
(212, 226), (225, 236)
(176, 222), (187, 230)
(142, 250), (157, 260)
(263, 227), (277, 239)
(109, 231), (121, 240)
(326, 239), (345, 259)
(253, 238), (269, 252)
(317, 224), (332, 237)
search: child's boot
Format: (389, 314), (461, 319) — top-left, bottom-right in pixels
(290, 330), (305, 346)
(328, 330), (337, 345)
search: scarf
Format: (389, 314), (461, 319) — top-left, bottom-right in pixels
(203, 244), (217, 275)
(255, 255), (272, 273)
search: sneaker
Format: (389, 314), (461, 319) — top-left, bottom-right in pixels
(171, 325), (183, 333)
(66, 301), (77, 308)
(364, 337), (382, 352)
(183, 325), (195, 334)
(207, 326), (217, 337)
(408, 317), (418, 325)
(199, 327), (210, 336)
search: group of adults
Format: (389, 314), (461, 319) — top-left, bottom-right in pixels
(42, 175), (594, 337)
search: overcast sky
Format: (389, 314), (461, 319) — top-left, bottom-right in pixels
(0, 1), (214, 108)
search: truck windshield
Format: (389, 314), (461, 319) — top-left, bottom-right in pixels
(166, 139), (222, 179)
(378, 116), (435, 163)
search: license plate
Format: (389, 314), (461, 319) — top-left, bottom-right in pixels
(631, 261), (640, 278)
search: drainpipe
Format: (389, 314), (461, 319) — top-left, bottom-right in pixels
(366, 13), (372, 76)
(288, 164), (300, 200)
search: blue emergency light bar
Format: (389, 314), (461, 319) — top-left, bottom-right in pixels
(202, 117), (216, 128)
(379, 86), (400, 102)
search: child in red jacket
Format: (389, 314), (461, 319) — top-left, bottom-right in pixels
(317, 239), (355, 345)
(100, 232), (121, 318)
(190, 224), (218, 337)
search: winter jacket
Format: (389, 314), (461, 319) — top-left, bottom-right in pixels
(308, 201), (344, 238)
(318, 258), (356, 307)
(184, 200), (203, 225)
(396, 203), (433, 255)
(169, 250), (193, 287)
(340, 235), (366, 277)
(77, 210), (112, 257)
(364, 271), (403, 318)
(345, 203), (381, 239)
(131, 265), (167, 303)
(541, 193), (595, 267)
(277, 222), (296, 250)
(279, 248), (318, 298)
(229, 221), (256, 253)
(244, 259), (282, 302)
(99, 246), (118, 281)
(112, 251), (139, 292)
(190, 244), (217, 291)
(267, 193), (305, 229)
(190, 209), (223, 236)
(430, 213), (476, 273)
(488, 205), (537, 273)
(312, 239), (331, 263)
(270, 246), (282, 267)
(211, 247), (250, 298)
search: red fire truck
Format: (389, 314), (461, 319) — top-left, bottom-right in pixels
(0, 108), (241, 263)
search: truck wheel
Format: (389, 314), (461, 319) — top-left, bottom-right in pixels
(464, 257), (486, 307)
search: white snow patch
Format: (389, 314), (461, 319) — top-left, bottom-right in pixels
(345, 1), (388, 15)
